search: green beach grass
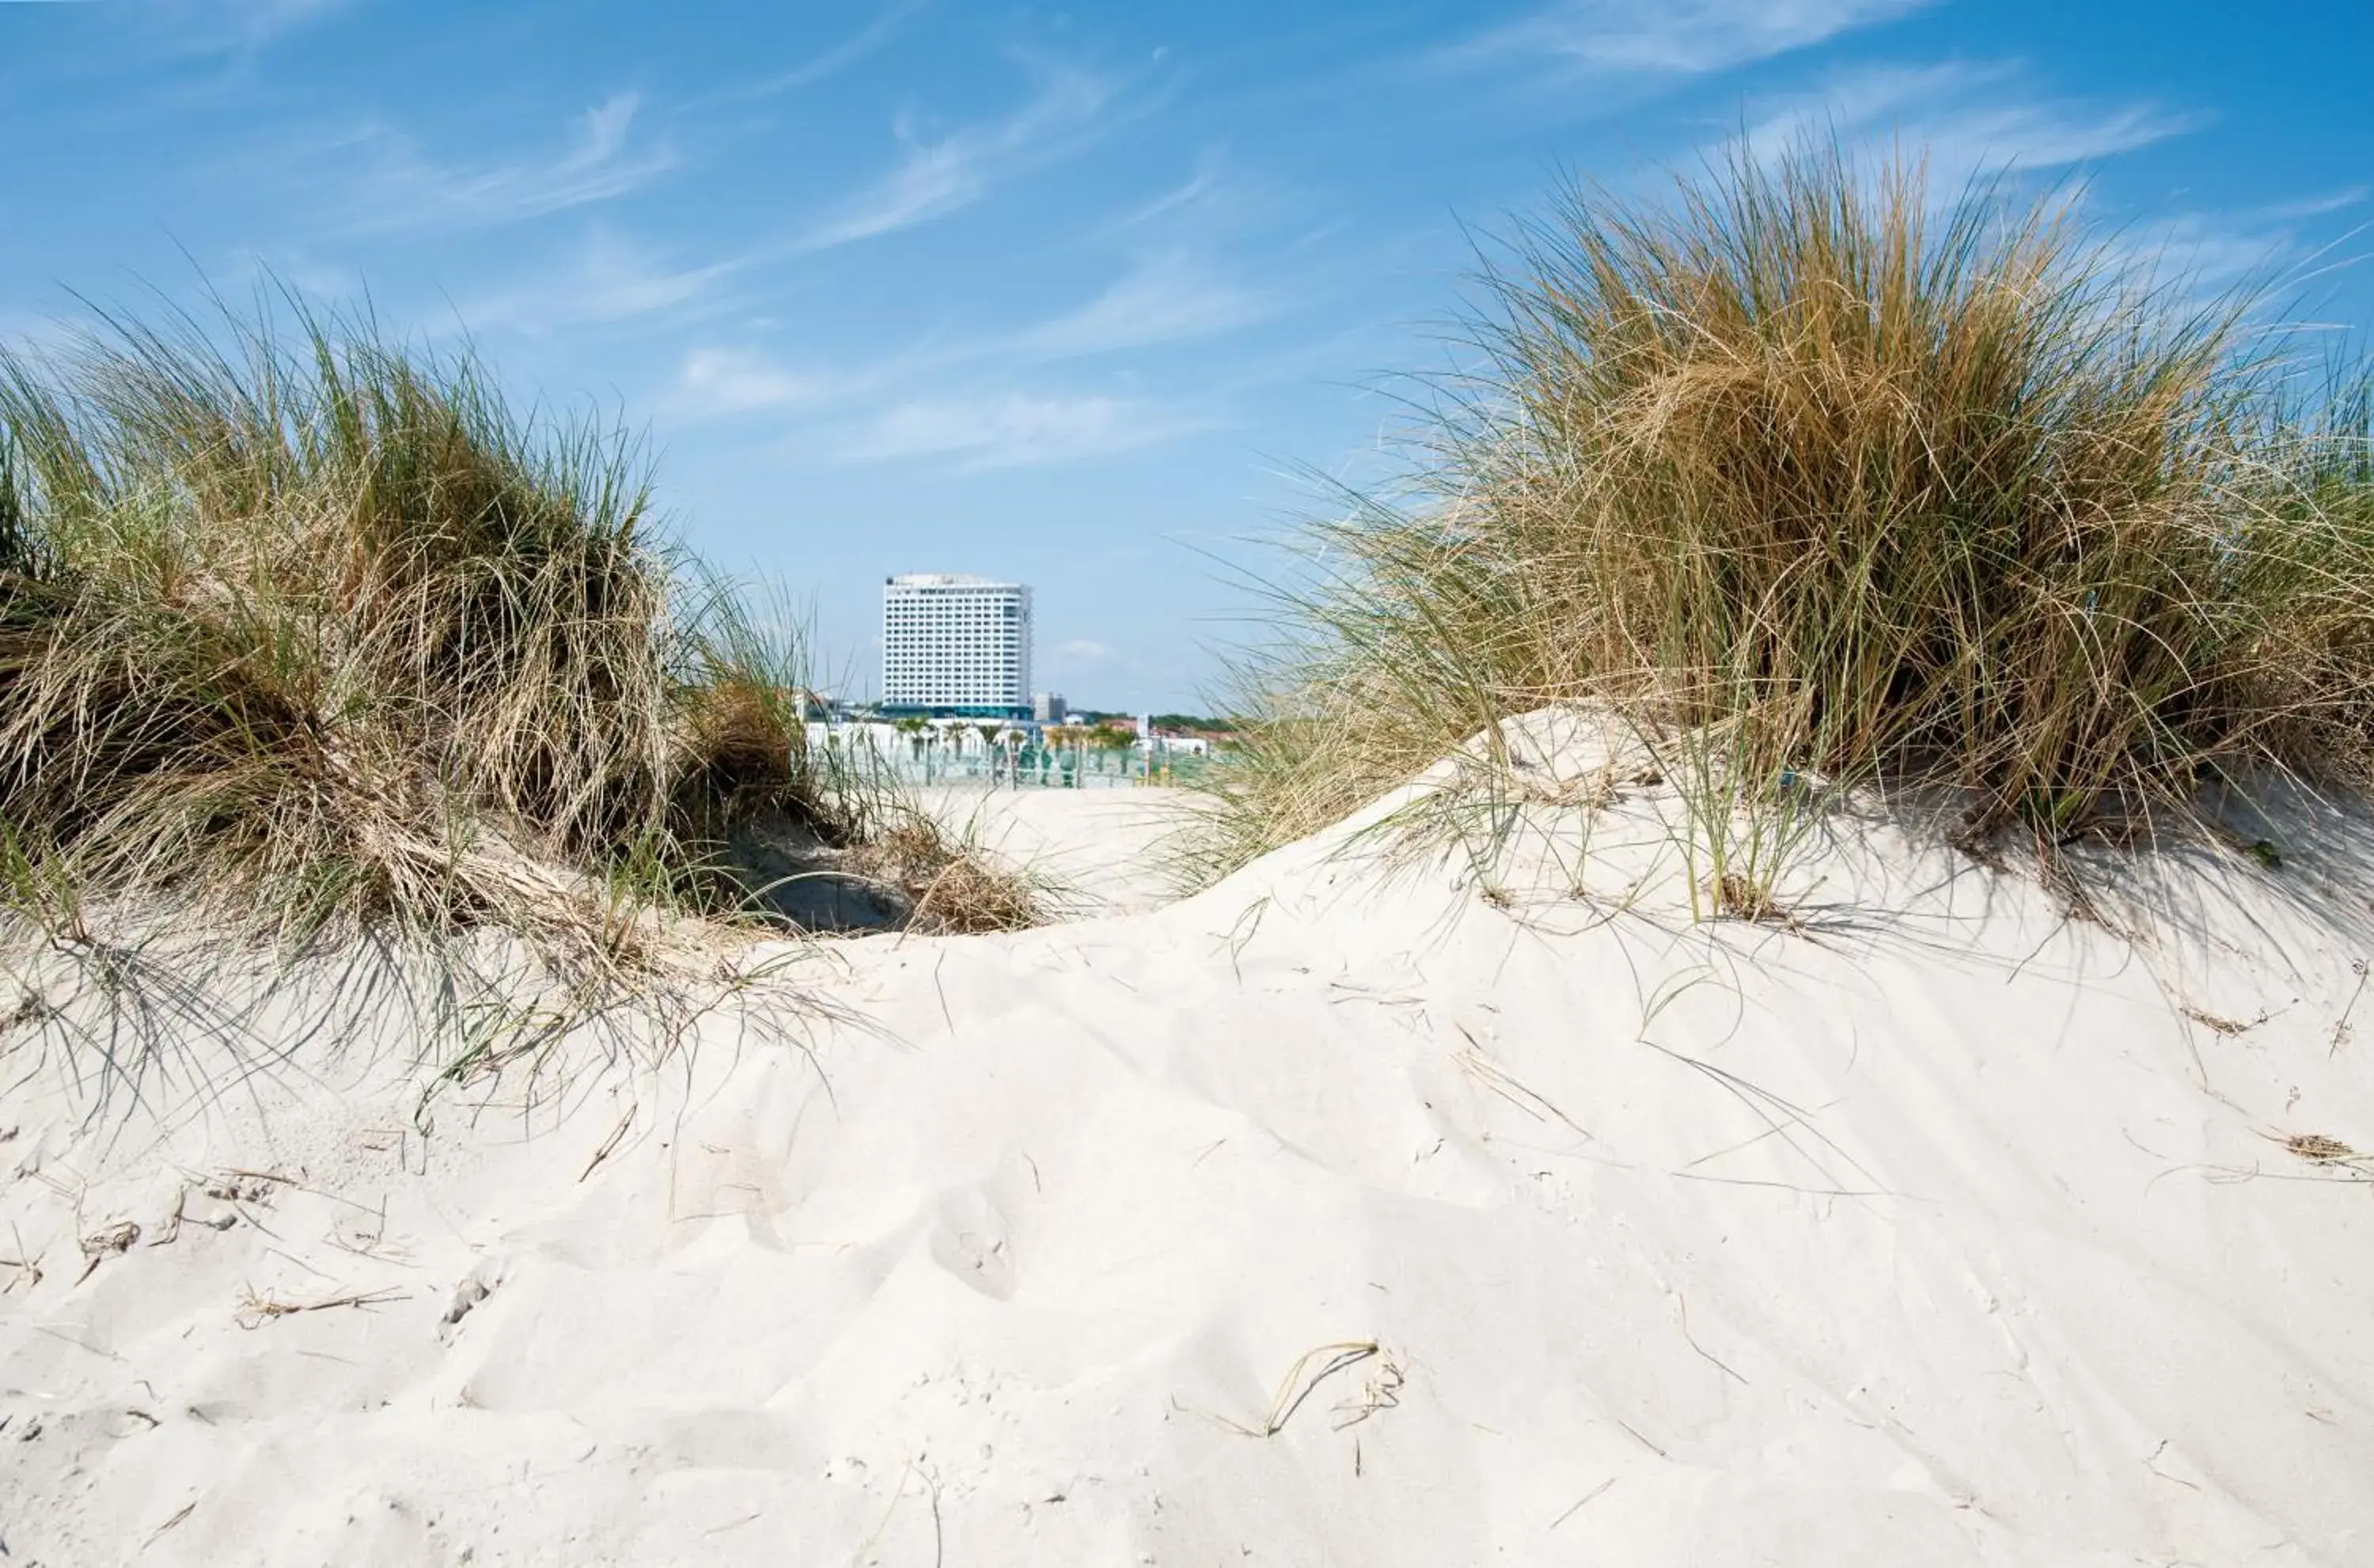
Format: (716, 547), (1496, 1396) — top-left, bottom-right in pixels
(0, 291), (1033, 992)
(1188, 141), (2374, 907)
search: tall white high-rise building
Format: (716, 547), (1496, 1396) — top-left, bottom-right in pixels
(881, 574), (1033, 714)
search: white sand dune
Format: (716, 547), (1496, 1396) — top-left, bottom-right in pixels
(4, 716), (2372, 1566)
(912, 783), (1197, 915)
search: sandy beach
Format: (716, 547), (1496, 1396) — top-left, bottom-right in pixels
(4, 717), (2369, 1566)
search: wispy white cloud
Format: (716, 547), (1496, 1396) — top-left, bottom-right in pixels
(2120, 214), (2290, 290)
(1453, 0), (1929, 77)
(1110, 161), (1223, 232)
(1049, 638), (1114, 665)
(656, 244), (1257, 472)
(835, 392), (1208, 468)
(339, 91), (676, 234)
(218, 244), (366, 306)
(1095, 146), (1253, 237)
(1742, 61), (2201, 186)
(2251, 187), (2371, 224)
(228, 0), (341, 40)
(738, 2), (921, 97)
(2108, 199), (2373, 298)
(1740, 62), (2340, 297)
(1087, 146), (1302, 264)
(673, 346), (823, 415)
(798, 62), (1114, 249)
(137, 0), (347, 54)
(457, 231), (737, 334)
(2190, 187), (2374, 293)
(1011, 253), (1267, 359)
(663, 248), (1261, 434)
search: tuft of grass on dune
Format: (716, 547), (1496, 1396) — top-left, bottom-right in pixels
(1190, 139), (2374, 909)
(0, 290), (1039, 1002)
(844, 808), (1060, 935)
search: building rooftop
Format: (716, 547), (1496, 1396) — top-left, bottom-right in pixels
(885, 574), (1022, 589)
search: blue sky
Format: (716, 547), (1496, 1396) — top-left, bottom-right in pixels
(3, 0), (2370, 711)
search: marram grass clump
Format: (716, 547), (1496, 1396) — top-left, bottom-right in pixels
(1194, 142), (2374, 900)
(0, 296), (1015, 971)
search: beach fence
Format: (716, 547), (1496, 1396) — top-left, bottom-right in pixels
(806, 722), (1211, 789)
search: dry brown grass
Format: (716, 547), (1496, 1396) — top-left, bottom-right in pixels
(1192, 139), (2374, 905)
(1709, 871), (1799, 929)
(844, 812), (1052, 935)
(2283, 1132), (2357, 1163)
(0, 295), (890, 971)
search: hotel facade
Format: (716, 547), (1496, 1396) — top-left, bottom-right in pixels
(880, 574), (1033, 718)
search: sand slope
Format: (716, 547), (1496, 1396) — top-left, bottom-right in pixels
(912, 783), (1197, 915)
(4, 725), (2372, 1565)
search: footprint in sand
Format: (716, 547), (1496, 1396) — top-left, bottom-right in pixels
(927, 1191), (1017, 1300)
(439, 1256), (506, 1341)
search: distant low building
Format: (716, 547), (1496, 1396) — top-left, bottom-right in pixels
(1032, 691), (1067, 723)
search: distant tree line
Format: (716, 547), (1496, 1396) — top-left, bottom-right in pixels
(1064, 710), (1238, 733)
